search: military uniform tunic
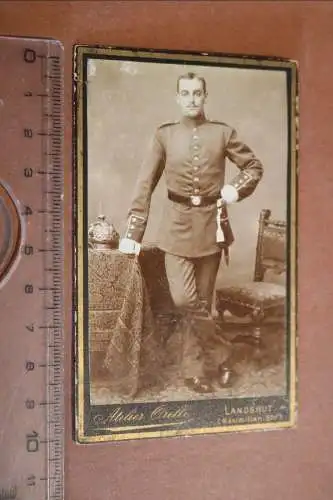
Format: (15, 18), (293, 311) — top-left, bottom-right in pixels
(125, 115), (263, 258)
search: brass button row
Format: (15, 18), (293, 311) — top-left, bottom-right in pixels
(192, 128), (200, 194)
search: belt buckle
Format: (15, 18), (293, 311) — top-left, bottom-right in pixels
(190, 195), (201, 206)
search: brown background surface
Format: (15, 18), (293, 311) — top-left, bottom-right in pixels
(1, 1), (333, 499)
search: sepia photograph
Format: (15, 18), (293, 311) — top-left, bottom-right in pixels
(74, 46), (297, 442)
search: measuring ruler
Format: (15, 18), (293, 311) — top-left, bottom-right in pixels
(0, 37), (64, 499)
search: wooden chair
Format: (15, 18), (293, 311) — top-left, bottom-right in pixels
(215, 209), (286, 345)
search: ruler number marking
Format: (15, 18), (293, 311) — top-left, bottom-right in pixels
(26, 361), (35, 371)
(26, 431), (39, 452)
(24, 167), (33, 178)
(27, 474), (36, 487)
(25, 284), (34, 294)
(25, 398), (36, 410)
(24, 128), (33, 138)
(22, 205), (33, 216)
(23, 244), (34, 256)
(24, 48), (37, 64)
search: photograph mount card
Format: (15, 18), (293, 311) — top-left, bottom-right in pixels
(74, 45), (298, 442)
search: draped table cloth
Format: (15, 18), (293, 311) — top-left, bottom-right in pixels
(88, 246), (175, 398)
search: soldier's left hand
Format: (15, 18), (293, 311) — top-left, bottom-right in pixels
(220, 184), (239, 204)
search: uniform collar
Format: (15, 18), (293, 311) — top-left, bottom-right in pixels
(180, 114), (207, 128)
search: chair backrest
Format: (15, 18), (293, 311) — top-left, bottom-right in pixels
(254, 209), (287, 282)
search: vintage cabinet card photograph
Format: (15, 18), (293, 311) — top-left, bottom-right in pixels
(74, 45), (297, 442)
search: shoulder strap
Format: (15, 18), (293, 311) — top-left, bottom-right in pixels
(208, 119), (230, 127)
(158, 121), (179, 129)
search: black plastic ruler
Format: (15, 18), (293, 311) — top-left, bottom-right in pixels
(0, 36), (64, 500)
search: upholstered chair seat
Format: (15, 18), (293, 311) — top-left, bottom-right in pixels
(216, 282), (285, 319)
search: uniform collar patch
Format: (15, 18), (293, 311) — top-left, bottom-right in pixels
(180, 114), (207, 128)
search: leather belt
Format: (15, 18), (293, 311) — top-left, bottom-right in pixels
(168, 190), (220, 207)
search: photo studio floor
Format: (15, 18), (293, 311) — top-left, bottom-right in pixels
(90, 322), (287, 405)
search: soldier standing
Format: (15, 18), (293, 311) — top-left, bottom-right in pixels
(119, 72), (263, 393)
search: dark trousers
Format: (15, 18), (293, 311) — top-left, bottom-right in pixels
(164, 252), (230, 379)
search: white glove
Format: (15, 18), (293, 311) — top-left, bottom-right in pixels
(221, 184), (239, 204)
(118, 238), (141, 255)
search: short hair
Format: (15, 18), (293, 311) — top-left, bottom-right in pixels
(177, 72), (207, 94)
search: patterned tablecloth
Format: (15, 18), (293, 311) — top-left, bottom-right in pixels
(88, 247), (173, 398)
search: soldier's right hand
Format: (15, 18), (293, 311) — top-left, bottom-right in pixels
(118, 238), (141, 255)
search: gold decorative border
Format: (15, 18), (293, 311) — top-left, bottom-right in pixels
(74, 45), (298, 443)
